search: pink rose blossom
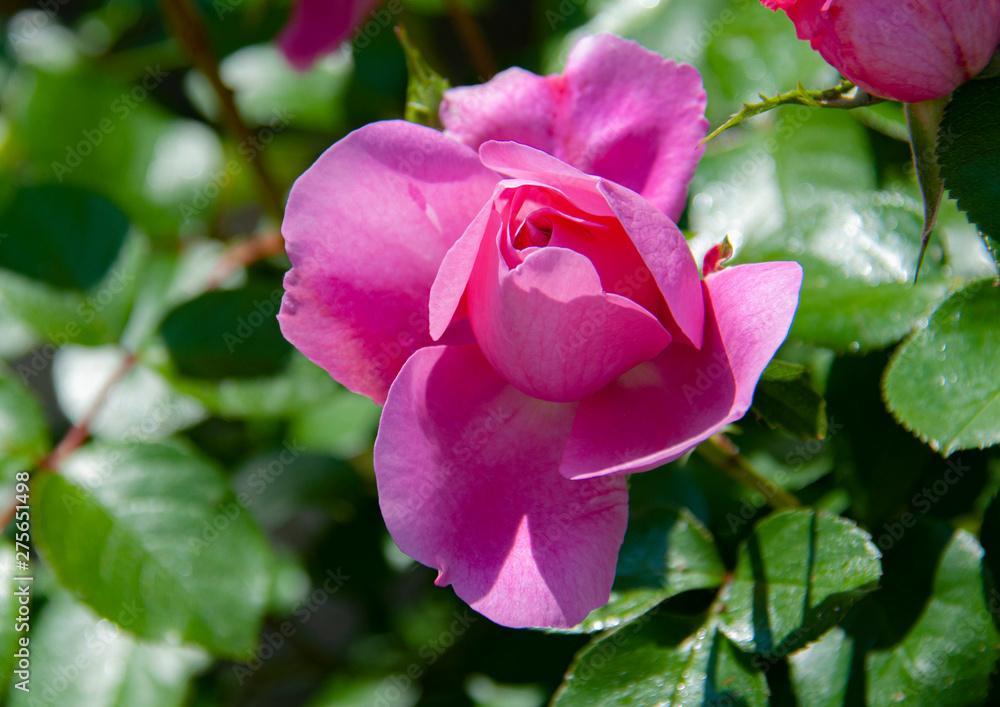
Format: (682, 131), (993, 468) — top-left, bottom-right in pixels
(279, 34), (803, 628)
(762, 0), (1000, 103)
(278, 0), (383, 70)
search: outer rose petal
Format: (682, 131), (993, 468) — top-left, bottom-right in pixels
(375, 344), (629, 628)
(441, 34), (708, 219)
(278, 121), (498, 403)
(767, 0), (1000, 103)
(277, 0), (381, 71)
(560, 262), (803, 479)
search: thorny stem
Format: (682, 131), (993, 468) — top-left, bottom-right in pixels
(157, 0), (285, 224)
(703, 81), (884, 143)
(697, 433), (801, 510)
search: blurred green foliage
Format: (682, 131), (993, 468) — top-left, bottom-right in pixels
(0, 0), (998, 705)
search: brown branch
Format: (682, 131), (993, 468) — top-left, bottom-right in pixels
(156, 0), (285, 223)
(204, 229), (286, 291)
(446, 0), (497, 80)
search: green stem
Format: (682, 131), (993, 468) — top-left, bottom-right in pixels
(703, 81), (884, 143)
(697, 434), (801, 510)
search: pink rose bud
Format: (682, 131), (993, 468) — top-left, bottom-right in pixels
(762, 0), (1000, 102)
(277, 0), (387, 70)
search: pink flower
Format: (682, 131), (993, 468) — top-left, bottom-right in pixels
(762, 0), (1000, 103)
(277, 0), (385, 70)
(279, 35), (803, 628)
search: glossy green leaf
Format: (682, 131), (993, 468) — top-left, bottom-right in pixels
(160, 282), (292, 380)
(0, 184), (128, 291)
(719, 509), (881, 655)
(790, 525), (999, 707)
(553, 609), (768, 707)
(790, 266), (948, 352)
(751, 359), (828, 439)
(32, 442), (273, 657)
(688, 106), (951, 352)
(7, 594), (208, 707)
(787, 626), (854, 707)
(884, 281), (1000, 455)
(560, 507), (726, 634)
(938, 76), (1000, 268)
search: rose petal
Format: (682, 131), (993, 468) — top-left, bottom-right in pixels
(279, 121), (498, 403)
(479, 141), (611, 216)
(599, 180), (704, 348)
(560, 261), (803, 479)
(439, 68), (560, 154)
(375, 344), (629, 628)
(480, 142), (705, 348)
(441, 33), (708, 218)
(469, 238), (672, 403)
(277, 0), (380, 71)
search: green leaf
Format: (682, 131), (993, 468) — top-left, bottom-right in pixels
(0, 365), (48, 481)
(937, 76), (1000, 270)
(559, 507), (726, 634)
(6, 68), (226, 239)
(883, 281), (1000, 455)
(160, 282), (292, 380)
(790, 524), (1000, 707)
(689, 107), (953, 352)
(790, 268), (948, 352)
(719, 509), (881, 655)
(866, 527), (998, 705)
(167, 351), (340, 419)
(787, 626), (854, 707)
(0, 184), (128, 291)
(0, 232), (146, 348)
(7, 594), (209, 707)
(396, 25), (450, 129)
(289, 387), (381, 458)
(553, 609), (768, 707)
(32, 442), (273, 657)
(751, 359), (828, 440)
